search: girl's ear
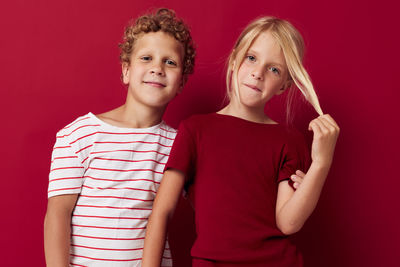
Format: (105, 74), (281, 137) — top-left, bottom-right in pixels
(276, 80), (292, 95)
(121, 63), (130, 85)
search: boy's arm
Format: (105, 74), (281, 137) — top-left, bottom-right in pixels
(44, 194), (78, 267)
(276, 114), (339, 235)
(142, 169), (185, 267)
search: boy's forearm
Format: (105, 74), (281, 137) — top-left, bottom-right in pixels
(44, 210), (72, 267)
(277, 162), (330, 234)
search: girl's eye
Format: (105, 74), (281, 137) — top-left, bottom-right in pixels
(165, 59), (177, 66)
(268, 67), (280, 75)
(246, 55), (256, 62)
(141, 56), (151, 61)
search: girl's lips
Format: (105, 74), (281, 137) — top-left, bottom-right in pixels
(144, 81), (166, 88)
(244, 83), (261, 92)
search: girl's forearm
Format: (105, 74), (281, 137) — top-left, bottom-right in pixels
(142, 169), (185, 266)
(276, 162), (331, 234)
(142, 210), (169, 266)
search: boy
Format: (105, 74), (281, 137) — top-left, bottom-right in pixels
(44, 8), (195, 266)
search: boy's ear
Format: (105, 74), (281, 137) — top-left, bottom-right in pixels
(121, 63), (130, 84)
(177, 75), (188, 94)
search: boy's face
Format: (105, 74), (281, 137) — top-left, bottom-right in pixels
(122, 31), (184, 110)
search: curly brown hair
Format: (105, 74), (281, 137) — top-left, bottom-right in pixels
(119, 8), (196, 76)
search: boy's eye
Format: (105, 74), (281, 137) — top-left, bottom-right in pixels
(165, 59), (177, 66)
(141, 56), (151, 61)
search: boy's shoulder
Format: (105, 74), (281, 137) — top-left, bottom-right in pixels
(56, 113), (97, 136)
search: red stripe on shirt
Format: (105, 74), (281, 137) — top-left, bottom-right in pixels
(94, 140), (172, 148)
(71, 244), (143, 251)
(70, 254), (141, 262)
(79, 194), (153, 202)
(51, 166), (84, 172)
(96, 131), (174, 140)
(72, 224), (146, 230)
(87, 167), (163, 174)
(70, 132), (98, 144)
(76, 144), (93, 154)
(75, 204), (152, 210)
(81, 156), (89, 164)
(160, 126), (177, 134)
(82, 185), (156, 194)
(90, 149), (169, 157)
(84, 175), (160, 184)
(69, 131), (174, 144)
(63, 116), (91, 130)
(57, 124), (101, 138)
(94, 157), (166, 165)
(48, 187), (81, 193)
(70, 263), (87, 267)
(53, 145), (72, 149)
(72, 234), (145, 241)
(51, 156), (78, 163)
(49, 176), (82, 183)
(73, 214), (148, 220)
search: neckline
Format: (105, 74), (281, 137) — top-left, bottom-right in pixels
(214, 112), (280, 126)
(88, 112), (164, 131)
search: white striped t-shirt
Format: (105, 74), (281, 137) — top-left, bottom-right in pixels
(48, 112), (176, 267)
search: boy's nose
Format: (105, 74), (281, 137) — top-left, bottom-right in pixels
(150, 63), (165, 76)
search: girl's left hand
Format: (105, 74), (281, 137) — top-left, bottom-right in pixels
(308, 114), (340, 168)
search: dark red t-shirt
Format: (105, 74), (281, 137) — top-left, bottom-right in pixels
(166, 113), (310, 265)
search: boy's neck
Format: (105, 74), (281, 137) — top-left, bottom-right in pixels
(98, 103), (165, 129)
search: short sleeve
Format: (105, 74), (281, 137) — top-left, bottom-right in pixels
(48, 134), (85, 198)
(165, 120), (196, 182)
(277, 131), (311, 183)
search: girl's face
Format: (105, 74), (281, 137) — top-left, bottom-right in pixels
(235, 30), (290, 109)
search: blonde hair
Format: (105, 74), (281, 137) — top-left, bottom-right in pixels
(226, 16), (323, 119)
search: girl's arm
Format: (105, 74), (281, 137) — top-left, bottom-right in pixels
(142, 169), (186, 267)
(44, 194), (78, 267)
(276, 114), (339, 235)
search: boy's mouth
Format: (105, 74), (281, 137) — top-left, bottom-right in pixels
(143, 81), (166, 88)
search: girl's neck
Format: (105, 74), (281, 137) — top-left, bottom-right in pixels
(218, 100), (277, 125)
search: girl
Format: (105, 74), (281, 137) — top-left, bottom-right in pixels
(142, 16), (339, 266)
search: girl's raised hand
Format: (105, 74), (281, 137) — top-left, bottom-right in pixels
(308, 114), (340, 168)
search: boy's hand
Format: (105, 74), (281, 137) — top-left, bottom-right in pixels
(290, 170), (306, 189)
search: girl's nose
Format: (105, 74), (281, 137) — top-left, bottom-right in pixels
(251, 68), (263, 80)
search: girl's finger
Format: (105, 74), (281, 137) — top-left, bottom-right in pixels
(291, 175), (303, 183)
(321, 114), (340, 130)
(295, 170), (306, 177)
(319, 116), (338, 132)
(309, 119), (322, 135)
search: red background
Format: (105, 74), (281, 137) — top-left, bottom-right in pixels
(1, 0), (399, 266)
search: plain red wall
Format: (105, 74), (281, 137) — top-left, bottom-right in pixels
(1, 0), (398, 266)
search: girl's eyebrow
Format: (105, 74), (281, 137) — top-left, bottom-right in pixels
(247, 49), (285, 68)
